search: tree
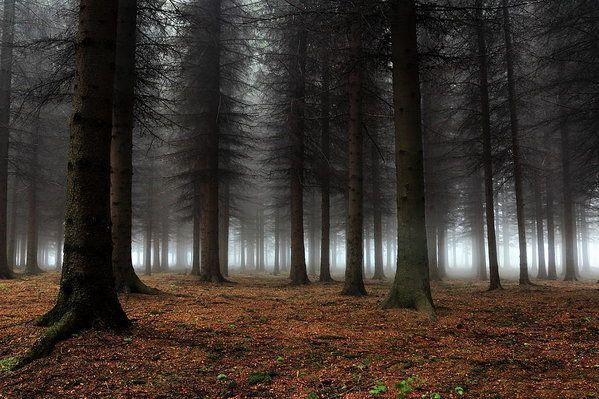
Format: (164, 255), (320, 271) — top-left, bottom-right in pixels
(111, 0), (157, 294)
(476, 0), (501, 290)
(383, 0), (434, 315)
(502, 0), (531, 286)
(341, 12), (367, 297)
(17, 0), (128, 367)
(0, 0), (16, 279)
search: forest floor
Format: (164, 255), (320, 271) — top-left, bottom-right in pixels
(0, 273), (597, 399)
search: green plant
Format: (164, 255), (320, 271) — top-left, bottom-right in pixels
(369, 383), (388, 396)
(248, 371), (273, 385)
(123, 337), (133, 344)
(455, 386), (465, 396)
(306, 393), (319, 399)
(217, 373), (227, 381)
(0, 357), (18, 372)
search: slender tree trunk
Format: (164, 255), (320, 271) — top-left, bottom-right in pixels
(502, 0), (531, 285)
(437, 223), (447, 279)
(25, 116), (43, 275)
(288, 23), (309, 286)
(239, 221), (246, 270)
(534, 174), (547, 279)
(546, 177), (557, 279)
(219, 182), (230, 276)
(161, 213), (169, 272)
(191, 186), (201, 275)
(145, 175), (154, 276)
(579, 205), (590, 274)
(319, 53), (333, 283)
(371, 143), (386, 280)
(273, 209), (280, 275)
(342, 16), (366, 296)
(153, 226), (160, 272)
(561, 121), (577, 281)
(309, 192), (317, 276)
(7, 176), (17, 269)
(111, 0), (155, 293)
(0, 0), (15, 279)
(17, 0), (128, 366)
(476, 1), (501, 289)
(383, 0), (434, 314)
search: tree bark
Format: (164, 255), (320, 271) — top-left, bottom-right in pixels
(111, 0), (156, 294)
(0, 0), (15, 279)
(371, 142), (386, 280)
(476, 0), (501, 289)
(7, 176), (17, 269)
(545, 177), (557, 279)
(341, 16), (366, 296)
(191, 185), (201, 275)
(560, 118), (577, 281)
(383, 0), (434, 314)
(534, 174), (547, 279)
(25, 115), (43, 275)
(288, 23), (309, 286)
(502, 0), (531, 285)
(161, 213), (169, 272)
(17, 0), (128, 367)
(144, 173), (154, 276)
(219, 182), (230, 276)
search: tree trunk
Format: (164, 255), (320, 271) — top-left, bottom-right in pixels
(288, 24), (309, 286)
(273, 209), (280, 275)
(534, 175), (547, 279)
(111, 0), (155, 293)
(371, 142), (386, 280)
(383, 0), (434, 314)
(17, 0), (128, 367)
(219, 182), (230, 276)
(55, 218), (63, 272)
(0, 0), (15, 279)
(25, 116), (43, 275)
(560, 121), (577, 281)
(197, 0), (225, 283)
(161, 213), (169, 272)
(319, 53), (333, 283)
(309, 192), (317, 276)
(191, 186), (201, 275)
(476, 0), (501, 289)
(437, 223), (447, 279)
(502, 0), (531, 285)
(341, 16), (366, 296)
(579, 205), (590, 274)
(145, 175), (154, 276)
(546, 177), (557, 279)
(7, 176), (17, 269)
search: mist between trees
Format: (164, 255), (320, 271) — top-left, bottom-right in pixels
(0, 0), (597, 367)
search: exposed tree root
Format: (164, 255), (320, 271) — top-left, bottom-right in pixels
(382, 288), (436, 320)
(14, 311), (79, 369)
(117, 274), (161, 295)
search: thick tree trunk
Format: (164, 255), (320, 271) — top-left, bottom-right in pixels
(476, 1), (501, 289)
(383, 0), (434, 314)
(55, 218), (63, 272)
(111, 0), (156, 294)
(17, 0), (128, 367)
(342, 17), (366, 296)
(0, 0), (15, 279)
(502, 0), (531, 285)
(25, 117), (43, 275)
(288, 23), (309, 286)
(198, 0), (225, 283)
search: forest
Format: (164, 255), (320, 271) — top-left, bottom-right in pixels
(0, 0), (597, 398)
